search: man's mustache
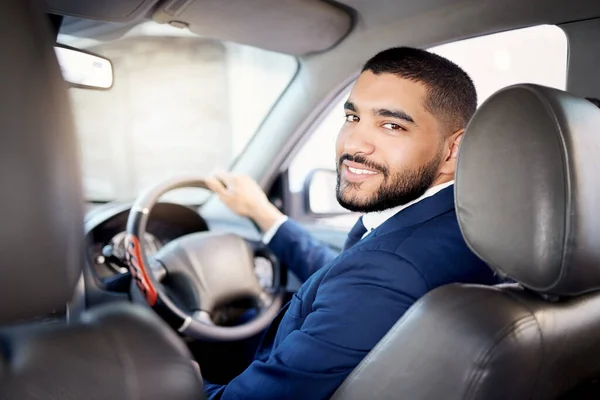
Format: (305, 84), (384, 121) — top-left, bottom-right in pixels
(338, 154), (388, 176)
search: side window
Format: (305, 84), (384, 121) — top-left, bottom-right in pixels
(287, 24), (568, 229)
(428, 25), (567, 105)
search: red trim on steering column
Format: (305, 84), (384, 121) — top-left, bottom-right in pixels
(125, 234), (158, 306)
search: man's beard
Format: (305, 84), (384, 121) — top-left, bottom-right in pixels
(336, 150), (443, 213)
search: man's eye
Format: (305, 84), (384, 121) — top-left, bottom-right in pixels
(382, 123), (404, 131)
(345, 114), (359, 123)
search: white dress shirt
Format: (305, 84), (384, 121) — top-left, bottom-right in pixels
(361, 180), (454, 239)
(262, 181), (454, 244)
(262, 214), (290, 244)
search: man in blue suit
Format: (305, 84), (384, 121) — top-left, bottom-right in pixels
(204, 47), (499, 399)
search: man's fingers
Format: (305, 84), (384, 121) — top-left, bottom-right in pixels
(215, 171), (237, 190)
(204, 176), (228, 195)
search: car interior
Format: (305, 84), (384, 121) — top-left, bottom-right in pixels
(2, 0), (600, 399)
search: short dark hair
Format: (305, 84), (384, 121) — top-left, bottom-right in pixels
(362, 47), (477, 134)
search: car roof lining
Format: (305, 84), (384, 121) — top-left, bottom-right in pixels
(49, 0), (600, 57)
(49, 0), (354, 56)
(46, 0), (158, 23)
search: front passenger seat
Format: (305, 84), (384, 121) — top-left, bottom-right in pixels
(332, 84), (600, 400)
(0, 1), (204, 399)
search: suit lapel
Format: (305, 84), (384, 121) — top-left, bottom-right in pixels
(373, 186), (455, 237)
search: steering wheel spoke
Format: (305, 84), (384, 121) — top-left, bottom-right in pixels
(148, 257), (168, 282)
(125, 176), (285, 341)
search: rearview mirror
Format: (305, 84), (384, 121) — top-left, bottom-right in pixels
(304, 169), (349, 216)
(54, 44), (113, 90)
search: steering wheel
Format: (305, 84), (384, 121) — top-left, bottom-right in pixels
(124, 176), (285, 341)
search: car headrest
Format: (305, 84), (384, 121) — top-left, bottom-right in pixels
(456, 84), (600, 296)
(0, 0), (83, 323)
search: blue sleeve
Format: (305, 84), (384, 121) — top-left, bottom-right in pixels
(267, 219), (338, 282)
(204, 251), (429, 400)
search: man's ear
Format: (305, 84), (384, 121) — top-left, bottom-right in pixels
(449, 129), (464, 160)
(439, 129), (464, 176)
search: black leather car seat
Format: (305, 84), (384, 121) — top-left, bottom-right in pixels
(332, 84), (600, 400)
(0, 1), (204, 399)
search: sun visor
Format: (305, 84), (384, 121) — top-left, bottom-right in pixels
(45, 0), (158, 22)
(152, 0), (353, 55)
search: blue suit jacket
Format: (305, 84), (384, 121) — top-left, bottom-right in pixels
(205, 186), (498, 399)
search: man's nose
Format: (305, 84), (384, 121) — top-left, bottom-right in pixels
(343, 124), (375, 155)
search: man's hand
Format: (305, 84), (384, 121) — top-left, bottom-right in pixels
(205, 172), (284, 232)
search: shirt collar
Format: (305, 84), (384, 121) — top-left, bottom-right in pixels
(362, 180), (455, 234)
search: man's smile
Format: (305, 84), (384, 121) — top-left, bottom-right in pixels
(342, 160), (381, 183)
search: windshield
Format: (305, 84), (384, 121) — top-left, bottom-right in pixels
(61, 24), (297, 204)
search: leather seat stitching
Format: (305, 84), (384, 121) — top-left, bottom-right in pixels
(502, 289), (545, 399)
(464, 315), (537, 399)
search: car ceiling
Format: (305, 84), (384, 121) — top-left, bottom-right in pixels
(51, 0), (600, 55)
(53, 0), (353, 55)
